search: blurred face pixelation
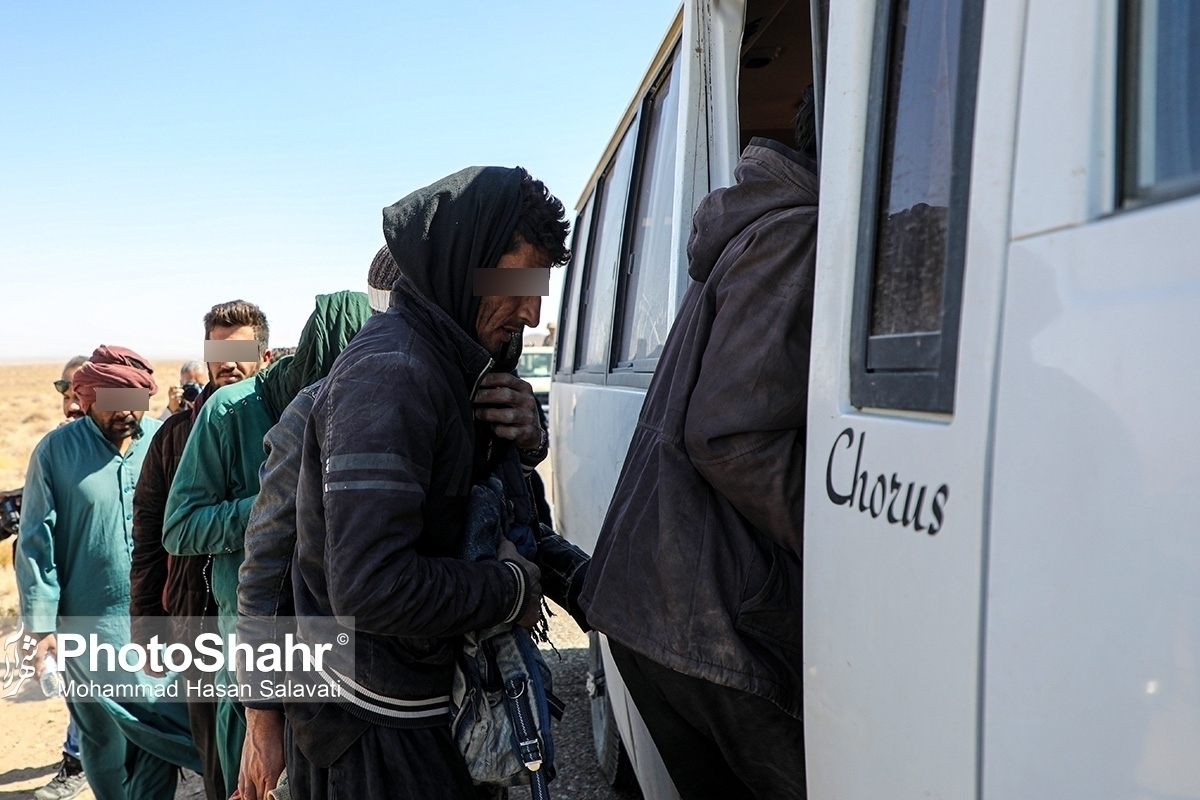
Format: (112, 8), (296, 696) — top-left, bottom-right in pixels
(474, 239), (550, 359)
(207, 324), (267, 386)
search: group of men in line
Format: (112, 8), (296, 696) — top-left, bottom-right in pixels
(13, 91), (818, 800)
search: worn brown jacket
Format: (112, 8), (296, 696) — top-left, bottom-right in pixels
(130, 401), (216, 644)
(579, 138), (816, 720)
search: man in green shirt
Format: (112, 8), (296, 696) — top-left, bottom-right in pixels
(162, 302), (272, 800)
(16, 345), (201, 800)
(164, 291), (371, 799)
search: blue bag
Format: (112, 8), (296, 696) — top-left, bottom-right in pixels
(452, 476), (564, 798)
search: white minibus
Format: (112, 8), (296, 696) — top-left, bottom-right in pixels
(551, 1), (1200, 798)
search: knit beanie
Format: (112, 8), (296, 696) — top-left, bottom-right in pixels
(367, 245), (401, 314)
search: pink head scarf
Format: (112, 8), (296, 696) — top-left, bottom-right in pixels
(71, 345), (157, 413)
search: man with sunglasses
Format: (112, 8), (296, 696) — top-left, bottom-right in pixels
(53, 355), (89, 423)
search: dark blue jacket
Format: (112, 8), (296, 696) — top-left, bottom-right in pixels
(290, 277), (528, 762)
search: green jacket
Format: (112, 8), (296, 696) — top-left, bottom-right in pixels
(163, 377), (272, 630)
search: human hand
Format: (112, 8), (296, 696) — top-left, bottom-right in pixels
(34, 633), (56, 679)
(238, 708), (286, 800)
(167, 386), (182, 413)
(497, 538), (542, 629)
(473, 373), (542, 450)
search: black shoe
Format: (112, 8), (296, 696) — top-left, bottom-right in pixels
(34, 754), (88, 800)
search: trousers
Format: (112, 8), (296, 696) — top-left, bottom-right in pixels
(609, 640), (808, 800)
(285, 717), (503, 800)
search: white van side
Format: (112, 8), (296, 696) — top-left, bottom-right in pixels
(553, 1), (1200, 798)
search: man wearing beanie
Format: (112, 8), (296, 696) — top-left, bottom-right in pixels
(16, 345), (202, 800)
(286, 166), (569, 798)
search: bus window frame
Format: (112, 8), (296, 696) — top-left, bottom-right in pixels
(572, 116), (641, 379)
(555, 195), (596, 377)
(611, 45), (683, 376)
(848, 0), (985, 415)
(1117, 0), (1200, 210)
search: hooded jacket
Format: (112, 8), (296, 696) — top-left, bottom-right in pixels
(579, 138), (817, 720)
(288, 167), (542, 765)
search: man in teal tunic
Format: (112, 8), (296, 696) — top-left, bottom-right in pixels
(16, 345), (201, 800)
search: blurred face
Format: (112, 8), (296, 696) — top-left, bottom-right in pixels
(59, 364), (84, 420)
(474, 240), (549, 358)
(88, 408), (146, 446)
(206, 324), (269, 387)
(180, 366), (207, 386)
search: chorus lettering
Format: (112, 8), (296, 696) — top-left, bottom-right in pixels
(825, 427), (949, 535)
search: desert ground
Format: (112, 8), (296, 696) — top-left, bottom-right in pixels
(0, 362), (627, 800)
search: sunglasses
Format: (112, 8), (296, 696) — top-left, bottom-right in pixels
(54, 379), (71, 394)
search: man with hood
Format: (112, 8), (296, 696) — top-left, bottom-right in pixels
(17, 345), (202, 800)
(163, 292), (371, 800)
(129, 299), (270, 800)
(578, 93), (820, 799)
(286, 166), (570, 798)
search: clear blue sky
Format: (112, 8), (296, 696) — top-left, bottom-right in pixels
(0, 0), (681, 362)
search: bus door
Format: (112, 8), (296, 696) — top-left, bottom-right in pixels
(803, 0), (1019, 797)
(983, 3), (1200, 797)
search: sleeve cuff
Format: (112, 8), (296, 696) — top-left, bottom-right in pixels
(500, 560), (528, 625)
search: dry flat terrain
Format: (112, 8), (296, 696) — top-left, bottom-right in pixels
(0, 363), (633, 799)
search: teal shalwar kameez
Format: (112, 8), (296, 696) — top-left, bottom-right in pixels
(16, 415), (202, 800)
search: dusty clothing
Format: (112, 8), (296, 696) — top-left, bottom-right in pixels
(291, 280), (526, 736)
(580, 138), (817, 721)
(289, 167), (535, 774)
(610, 641), (807, 800)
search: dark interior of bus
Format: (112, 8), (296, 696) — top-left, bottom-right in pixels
(738, 0), (816, 153)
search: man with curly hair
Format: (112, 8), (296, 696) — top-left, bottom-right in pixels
(287, 166), (571, 798)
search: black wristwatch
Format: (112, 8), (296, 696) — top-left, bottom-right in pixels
(518, 427), (549, 465)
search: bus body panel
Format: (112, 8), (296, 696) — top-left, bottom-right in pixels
(985, 195), (1200, 799)
(802, 0), (1025, 796)
(549, 381), (646, 554)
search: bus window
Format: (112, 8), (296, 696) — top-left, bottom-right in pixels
(849, 0), (984, 414)
(556, 193), (595, 375)
(615, 50), (682, 370)
(577, 122), (639, 374)
(1121, 0), (1200, 206)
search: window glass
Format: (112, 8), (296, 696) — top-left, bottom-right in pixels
(869, 0), (962, 337)
(577, 124), (638, 371)
(1127, 0), (1200, 200)
(616, 53), (682, 367)
(518, 351), (552, 378)
(556, 195), (594, 373)
(851, 0), (982, 413)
